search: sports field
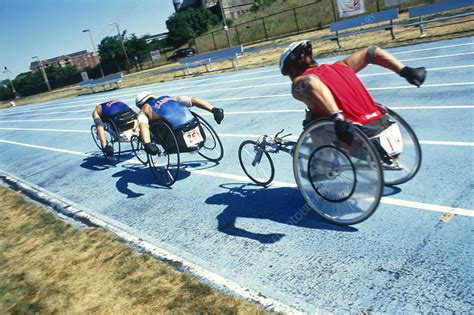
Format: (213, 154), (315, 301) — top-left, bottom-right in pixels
(0, 36), (473, 313)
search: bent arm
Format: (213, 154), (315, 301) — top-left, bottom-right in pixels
(292, 75), (340, 116)
(341, 46), (405, 74)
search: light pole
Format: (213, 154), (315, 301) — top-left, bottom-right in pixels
(82, 29), (105, 77)
(2, 66), (16, 95)
(219, 0), (232, 48)
(32, 56), (51, 92)
(110, 23), (130, 72)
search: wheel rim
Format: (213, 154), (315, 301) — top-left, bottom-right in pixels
(239, 140), (274, 185)
(193, 113), (224, 162)
(293, 120), (383, 225)
(103, 122), (121, 164)
(130, 135), (148, 165)
(308, 146), (356, 203)
(383, 109), (422, 185)
(90, 125), (102, 151)
(149, 122), (180, 186)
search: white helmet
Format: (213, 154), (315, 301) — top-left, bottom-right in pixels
(279, 40), (312, 76)
(135, 91), (156, 108)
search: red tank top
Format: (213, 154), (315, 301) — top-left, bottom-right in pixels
(302, 63), (381, 125)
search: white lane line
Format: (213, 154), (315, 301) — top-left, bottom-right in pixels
(400, 52), (474, 62)
(367, 81), (474, 91)
(0, 139), (87, 156)
(419, 140), (474, 147)
(1, 127), (472, 147)
(1, 138), (473, 218)
(1, 105), (474, 123)
(0, 127), (89, 133)
(390, 42), (474, 55)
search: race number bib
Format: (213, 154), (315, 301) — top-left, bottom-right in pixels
(183, 126), (203, 147)
(378, 123), (403, 156)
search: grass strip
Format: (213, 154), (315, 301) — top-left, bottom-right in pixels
(0, 187), (267, 314)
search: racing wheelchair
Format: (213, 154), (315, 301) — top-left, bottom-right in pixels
(238, 106), (421, 225)
(91, 108), (139, 165)
(130, 111), (224, 187)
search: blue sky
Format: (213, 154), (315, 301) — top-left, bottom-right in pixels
(0, 0), (176, 81)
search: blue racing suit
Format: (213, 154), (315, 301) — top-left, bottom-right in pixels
(148, 96), (195, 128)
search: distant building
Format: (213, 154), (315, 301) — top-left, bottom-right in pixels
(172, 0), (255, 19)
(29, 50), (99, 73)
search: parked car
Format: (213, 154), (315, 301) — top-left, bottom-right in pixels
(167, 48), (197, 61)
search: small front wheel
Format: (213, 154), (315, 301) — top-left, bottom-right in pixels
(238, 140), (275, 186)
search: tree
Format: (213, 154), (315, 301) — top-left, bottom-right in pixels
(166, 8), (219, 47)
(125, 34), (150, 67)
(98, 35), (125, 69)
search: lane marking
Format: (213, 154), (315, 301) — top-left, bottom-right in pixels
(1, 127), (472, 147)
(1, 139), (473, 218)
(390, 42), (474, 55)
(0, 139), (87, 156)
(1, 105), (474, 123)
(399, 52), (474, 62)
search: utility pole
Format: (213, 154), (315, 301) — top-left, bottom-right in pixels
(110, 23), (130, 72)
(3, 66), (16, 95)
(32, 56), (51, 92)
(82, 29), (105, 77)
(218, 0), (232, 48)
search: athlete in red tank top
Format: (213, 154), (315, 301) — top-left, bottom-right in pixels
(279, 40), (426, 145)
(301, 63), (381, 125)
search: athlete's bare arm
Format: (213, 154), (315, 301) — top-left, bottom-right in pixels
(191, 97), (215, 112)
(92, 105), (107, 147)
(138, 104), (153, 144)
(291, 74), (340, 116)
(340, 46), (405, 74)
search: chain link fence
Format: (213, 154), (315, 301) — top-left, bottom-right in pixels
(195, 0), (432, 53)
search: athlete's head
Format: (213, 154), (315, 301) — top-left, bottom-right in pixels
(135, 91), (156, 109)
(279, 40), (315, 78)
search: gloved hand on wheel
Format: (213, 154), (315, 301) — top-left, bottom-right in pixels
(331, 112), (355, 146)
(212, 107), (224, 124)
(399, 66), (426, 87)
(144, 142), (159, 155)
(104, 144), (114, 157)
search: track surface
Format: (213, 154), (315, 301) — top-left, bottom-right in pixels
(1, 37), (473, 313)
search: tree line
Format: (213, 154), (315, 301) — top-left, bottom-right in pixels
(1, 7), (229, 100)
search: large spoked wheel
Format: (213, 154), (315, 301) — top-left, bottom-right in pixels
(192, 112), (224, 162)
(149, 120), (180, 187)
(382, 108), (422, 186)
(130, 135), (148, 165)
(238, 140), (275, 186)
(103, 120), (121, 165)
(293, 119), (383, 225)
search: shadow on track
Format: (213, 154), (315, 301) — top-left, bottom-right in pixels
(207, 183), (357, 244)
(383, 185), (402, 197)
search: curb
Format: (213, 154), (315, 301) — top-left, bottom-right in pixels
(0, 170), (305, 315)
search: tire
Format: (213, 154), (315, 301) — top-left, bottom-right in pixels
(293, 119), (383, 225)
(238, 140), (275, 186)
(103, 120), (121, 165)
(382, 108), (422, 185)
(148, 120), (180, 187)
(130, 135), (148, 166)
(192, 112), (224, 162)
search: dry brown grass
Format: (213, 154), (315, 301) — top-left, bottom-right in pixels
(0, 187), (267, 314)
(1, 13), (473, 110)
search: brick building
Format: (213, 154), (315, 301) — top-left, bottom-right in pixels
(29, 50), (99, 72)
(173, 0), (255, 19)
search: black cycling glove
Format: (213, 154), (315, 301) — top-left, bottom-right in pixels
(331, 112), (355, 146)
(104, 144), (114, 157)
(144, 142), (159, 155)
(399, 66), (426, 87)
(212, 107), (224, 124)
